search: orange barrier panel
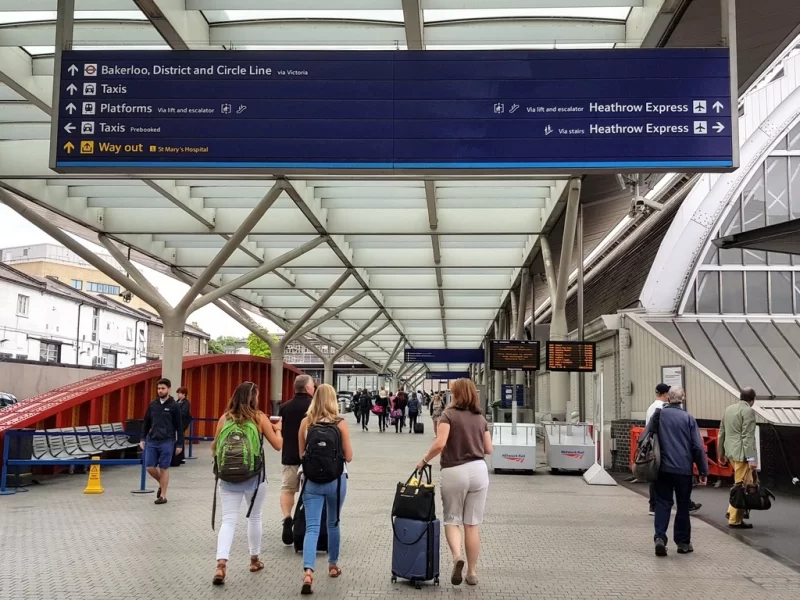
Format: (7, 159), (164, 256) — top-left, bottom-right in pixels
(629, 425), (734, 479)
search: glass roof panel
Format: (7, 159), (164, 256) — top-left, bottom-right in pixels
(0, 11), (145, 25)
(423, 8), (632, 22)
(204, 10), (404, 23)
(24, 44), (170, 56)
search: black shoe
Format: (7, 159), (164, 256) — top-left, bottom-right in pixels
(282, 516), (294, 545)
(157, 487), (162, 499)
(689, 502), (702, 513)
(655, 538), (667, 557)
(154, 497), (167, 505)
(677, 543), (694, 554)
(729, 523), (753, 530)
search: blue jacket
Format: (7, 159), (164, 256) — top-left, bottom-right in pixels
(643, 404), (708, 477)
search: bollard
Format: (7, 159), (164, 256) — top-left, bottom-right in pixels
(186, 421), (197, 460)
(0, 433), (14, 496)
(130, 453), (154, 495)
(83, 456), (104, 494)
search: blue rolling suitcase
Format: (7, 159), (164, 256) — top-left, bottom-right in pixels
(391, 517), (440, 588)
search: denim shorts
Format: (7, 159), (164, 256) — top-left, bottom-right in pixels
(144, 439), (175, 469)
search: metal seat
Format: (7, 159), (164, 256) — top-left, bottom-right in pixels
(87, 424), (108, 450)
(100, 424), (124, 450)
(32, 430), (64, 460)
(111, 422), (137, 449)
(60, 427), (91, 457)
(46, 428), (89, 459)
(74, 426), (102, 455)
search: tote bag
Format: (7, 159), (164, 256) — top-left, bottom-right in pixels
(392, 465), (436, 522)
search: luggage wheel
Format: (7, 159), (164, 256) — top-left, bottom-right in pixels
(391, 576), (397, 583)
(434, 577), (440, 586)
(415, 582), (422, 590)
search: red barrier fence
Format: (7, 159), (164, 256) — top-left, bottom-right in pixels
(630, 426), (734, 479)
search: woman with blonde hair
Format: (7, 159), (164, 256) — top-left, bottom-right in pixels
(416, 378), (492, 587)
(430, 393), (444, 437)
(210, 382), (282, 585)
(298, 383), (354, 594)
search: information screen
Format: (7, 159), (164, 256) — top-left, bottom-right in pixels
(546, 341), (597, 372)
(489, 340), (540, 371)
(53, 49), (734, 174)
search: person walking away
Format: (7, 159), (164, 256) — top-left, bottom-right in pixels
(376, 387), (390, 432)
(641, 387), (708, 557)
(352, 389), (362, 425)
(140, 378), (184, 505)
(431, 394), (444, 437)
(417, 379), (492, 586)
(279, 374), (316, 545)
(298, 384), (353, 594)
(171, 386), (193, 467)
(719, 387), (759, 529)
(645, 384), (702, 516)
(407, 391), (421, 433)
(359, 388), (373, 432)
(394, 387), (408, 433)
(211, 382), (282, 585)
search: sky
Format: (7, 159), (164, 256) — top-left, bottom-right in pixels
(0, 204), (280, 340)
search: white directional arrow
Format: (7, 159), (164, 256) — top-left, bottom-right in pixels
(713, 122), (725, 133)
(63, 123), (75, 133)
(66, 83), (77, 95)
(65, 103), (77, 114)
(713, 101), (724, 113)
(67, 64), (78, 76)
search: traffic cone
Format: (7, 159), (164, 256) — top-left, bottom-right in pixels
(84, 456), (104, 494)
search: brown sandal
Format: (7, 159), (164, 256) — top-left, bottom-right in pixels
(301, 572), (314, 595)
(250, 555), (265, 572)
(328, 564), (342, 578)
(212, 560), (227, 586)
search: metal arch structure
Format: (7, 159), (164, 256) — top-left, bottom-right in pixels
(0, 1), (729, 412)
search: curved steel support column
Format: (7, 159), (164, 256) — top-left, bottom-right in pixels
(270, 345), (284, 415)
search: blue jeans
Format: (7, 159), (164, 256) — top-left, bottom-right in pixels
(302, 474), (348, 571)
(653, 471), (693, 545)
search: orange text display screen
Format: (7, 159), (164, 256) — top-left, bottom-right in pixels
(545, 341), (597, 372)
(490, 341), (540, 371)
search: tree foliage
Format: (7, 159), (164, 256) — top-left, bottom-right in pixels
(207, 335), (241, 355)
(247, 332), (278, 358)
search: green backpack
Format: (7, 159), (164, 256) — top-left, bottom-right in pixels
(212, 419), (265, 530)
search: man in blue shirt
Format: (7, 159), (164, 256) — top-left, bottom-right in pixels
(641, 386), (708, 556)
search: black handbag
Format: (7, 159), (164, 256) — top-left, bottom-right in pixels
(392, 466), (436, 522)
(729, 471), (775, 512)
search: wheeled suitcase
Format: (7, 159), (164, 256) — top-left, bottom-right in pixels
(414, 422), (424, 434)
(292, 496), (328, 553)
(391, 517), (440, 588)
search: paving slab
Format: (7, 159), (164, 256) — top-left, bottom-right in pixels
(2, 413), (800, 600)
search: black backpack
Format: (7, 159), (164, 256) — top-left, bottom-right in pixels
(302, 422), (346, 524)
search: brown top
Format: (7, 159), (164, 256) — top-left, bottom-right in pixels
(439, 408), (489, 469)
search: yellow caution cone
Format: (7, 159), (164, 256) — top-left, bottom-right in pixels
(84, 456), (104, 494)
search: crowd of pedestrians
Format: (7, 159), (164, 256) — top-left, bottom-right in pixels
(350, 386), (440, 434)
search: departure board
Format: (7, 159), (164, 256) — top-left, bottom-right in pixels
(489, 340), (540, 371)
(546, 341), (597, 372)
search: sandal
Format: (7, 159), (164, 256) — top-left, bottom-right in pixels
(212, 561), (227, 586)
(250, 555), (265, 572)
(328, 564), (342, 578)
(451, 558), (465, 586)
(301, 572), (314, 595)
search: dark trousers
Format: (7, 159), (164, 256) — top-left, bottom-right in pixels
(394, 410), (406, 432)
(653, 471), (693, 545)
(354, 408), (361, 424)
(649, 481), (656, 510)
(361, 410), (370, 429)
(378, 413), (387, 431)
(408, 413), (418, 432)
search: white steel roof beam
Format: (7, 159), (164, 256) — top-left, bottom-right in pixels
(402, 0), (424, 50)
(0, 48), (50, 113)
(132, 0), (212, 50)
(0, 21), (165, 47)
(187, 1), (644, 8)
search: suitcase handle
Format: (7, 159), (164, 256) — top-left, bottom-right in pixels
(391, 517), (431, 546)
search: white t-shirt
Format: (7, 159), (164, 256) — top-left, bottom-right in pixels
(645, 399), (666, 425)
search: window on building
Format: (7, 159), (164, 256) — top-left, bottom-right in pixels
(91, 307), (99, 342)
(87, 282), (120, 295)
(126, 327), (133, 341)
(70, 279), (83, 290)
(138, 329), (145, 342)
(16, 294), (29, 317)
(22, 248), (28, 257)
(39, 342), (60, 363)
(101, 350), (117, 368)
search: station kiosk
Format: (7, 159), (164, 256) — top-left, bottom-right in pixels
(543, 422), (595, 473)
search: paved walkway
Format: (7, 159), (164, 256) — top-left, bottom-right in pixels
(2, 413), (800, 600)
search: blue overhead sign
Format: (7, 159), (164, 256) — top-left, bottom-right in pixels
(428, 371), (471, 380)
(53, 49), (734, 174)
(404, 348), (484, 364)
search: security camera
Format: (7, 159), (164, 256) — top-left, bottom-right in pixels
(119, 290), (133, 303)
(629, 194), (664, 217)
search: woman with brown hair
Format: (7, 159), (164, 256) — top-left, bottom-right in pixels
(210, 382), (282, 586)
(416, 379), (492, 587)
